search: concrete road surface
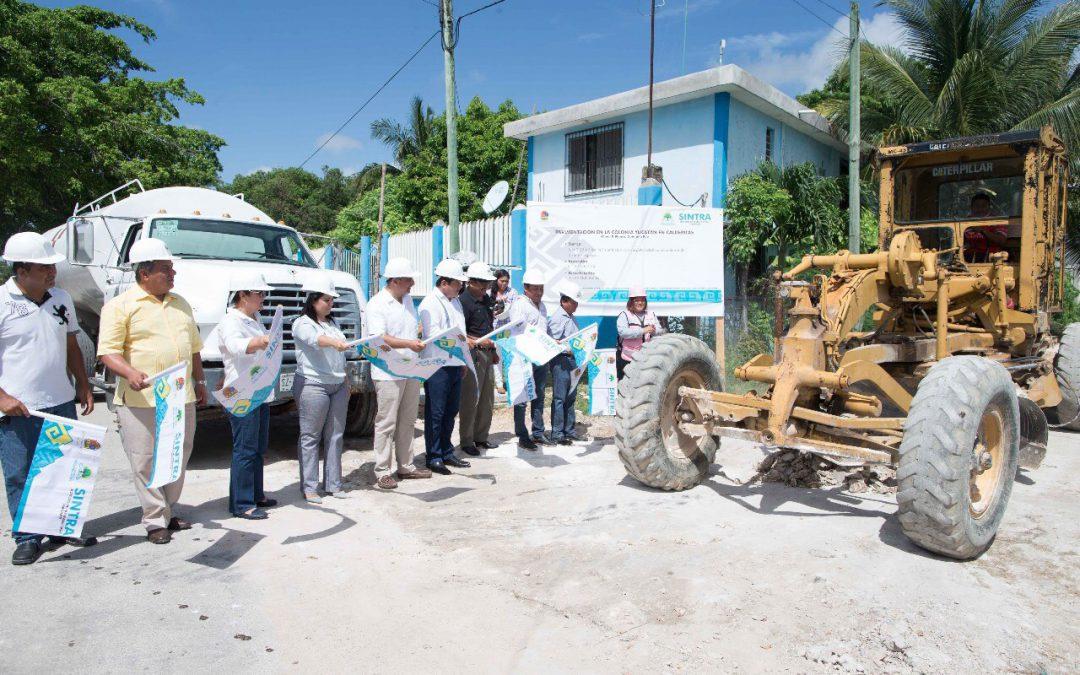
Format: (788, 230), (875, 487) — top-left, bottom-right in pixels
(0, 406), (1076, 673)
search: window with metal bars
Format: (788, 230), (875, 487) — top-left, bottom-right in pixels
(565, 123), (624, 196)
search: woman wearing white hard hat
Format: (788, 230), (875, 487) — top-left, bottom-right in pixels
(418, 258), (471, 474)
(366, 257), (431, 489)
(292, 274), (352, 503)
(616, 286), (665, 380)
(215, 271), (276, 520)
(0, 232), (96, 564)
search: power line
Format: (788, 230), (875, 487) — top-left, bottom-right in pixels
(299, 30), (439, 169)
(788, 0), (848, 38)
(809, 0), (849, 19)
(444, 0), (508, 51)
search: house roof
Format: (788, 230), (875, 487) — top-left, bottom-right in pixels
(503, 64), (847, 153)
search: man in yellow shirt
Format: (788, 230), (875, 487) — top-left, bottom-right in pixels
(98, 238), (208, 545)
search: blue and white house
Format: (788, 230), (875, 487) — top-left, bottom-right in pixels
(504, 64), (846, 209)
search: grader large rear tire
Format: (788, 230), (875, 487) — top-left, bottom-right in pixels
(1052, 323), (1080, 430)
(897, 356), (1019, 559)
(616, 334), (721, 491)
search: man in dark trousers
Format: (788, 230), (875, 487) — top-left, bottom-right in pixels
(458, 262), (499, 456)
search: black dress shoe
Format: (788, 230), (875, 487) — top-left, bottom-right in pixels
(46, 535), (97, 548)
(460, 445), (481, 457)
(518, 438), (539, 451)
(427, 461), (452, 475)
(234, 508), (269, 520)
(444, 456), (471, 468)
(533, 435), (555, 446)
(557, 438), (573, 446)
(12, 540), (42, 566)
(256, 499), (278, 508)
(477, 441), (498, 450)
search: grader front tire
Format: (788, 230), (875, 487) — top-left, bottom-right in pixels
(615, 334), (721, 491)
(897, 356), (1020, 560)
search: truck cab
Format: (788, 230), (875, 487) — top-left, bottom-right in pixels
(46, 182), (377, 435)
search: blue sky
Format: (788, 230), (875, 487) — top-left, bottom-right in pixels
(39, 0), (904, 181)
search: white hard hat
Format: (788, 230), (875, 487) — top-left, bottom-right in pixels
(555, 279), (582, 302)
(301, 275), (340, 298)
(466, 261), (496, 281)
(628, 285), (648, 299)
(522, 269), (546, 286)
(433, 258), (468, 282)
(129, 238), (176, 264)
(2, 232), (65, 265)
(384, 257), (418, 279)
(228, 271), (272, 292)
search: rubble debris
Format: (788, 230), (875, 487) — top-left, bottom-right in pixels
(752, 450), (897, 493)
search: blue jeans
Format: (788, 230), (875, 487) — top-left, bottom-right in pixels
(550, 353), (578, 440)
(0, 400), (77, 543)
(228, 403), (269, 515)
(424, 366), (463, 463)
(514, 363), (548, 441)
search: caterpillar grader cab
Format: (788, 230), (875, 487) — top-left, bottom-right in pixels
(616, 126), (1071, 559)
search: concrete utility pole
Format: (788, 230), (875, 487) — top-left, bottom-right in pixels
(441, 0), (460, 254)
(375, 162), (387, 297)
(848, 1), (861, 254)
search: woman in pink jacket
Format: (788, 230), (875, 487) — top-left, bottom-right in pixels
(616, 286), (665, 379)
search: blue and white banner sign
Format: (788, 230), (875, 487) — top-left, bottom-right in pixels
(213, 306), (284, 417)
(426, 326), (477, 385)
(564, 323), (599, 389)
(357, 336), (448, 382)
(495, 336), (537, 406)
(512, 324), (564, 366)
(526, 203), (725, 317)
(148, 361), (188, 488)
(13, 412), (107, 538)
(588, 348), (618, 416)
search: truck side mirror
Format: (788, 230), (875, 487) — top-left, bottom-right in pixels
(66, 218), (95, 264)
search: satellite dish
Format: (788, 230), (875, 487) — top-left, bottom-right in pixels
(482, 181), (510, 214)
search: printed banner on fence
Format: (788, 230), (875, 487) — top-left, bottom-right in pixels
(565, 323), (599, 389)
(212, 306), (284, 417)
(588, 348), (618, 416)
(12, 412), (107, 538)
(358, 336), (448, 382)
(426, 326), (477, 386)
(512, 324), (564, 366)
(496, 336), (537, 406)
(527, 203), (725, 317)
(147, 361), (188, 488)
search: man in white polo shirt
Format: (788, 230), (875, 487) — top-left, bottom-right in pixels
(365, 258), (431, 489)
(0, 232), (95, 565)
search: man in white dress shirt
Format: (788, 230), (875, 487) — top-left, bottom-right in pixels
(510, 268), (552, 451)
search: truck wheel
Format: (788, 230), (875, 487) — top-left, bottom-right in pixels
(616, 333), (721, 491)
(344, 391), (377, 437)
(75, 328), (97, 382)
(897, 356), (1019, 559)
(1052, 323), (1080, 430)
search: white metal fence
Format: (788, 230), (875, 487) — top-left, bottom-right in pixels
(459, 214), (513, 268)
(387, 228), (435, 296)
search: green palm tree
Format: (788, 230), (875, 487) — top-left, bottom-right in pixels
(370, 95), (436, 165)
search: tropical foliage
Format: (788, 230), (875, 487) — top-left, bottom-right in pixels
(0, 0), (223, 238)
(370, 96), (436, 166)
(222, 167), (356, 234)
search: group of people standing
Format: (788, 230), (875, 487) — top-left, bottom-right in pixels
(0, 230), (665, 565)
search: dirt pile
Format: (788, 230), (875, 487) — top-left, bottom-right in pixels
(753, 450), (897, 493)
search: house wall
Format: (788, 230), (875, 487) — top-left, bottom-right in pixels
(725, 96), (842, 182)
(528, 95), (715, 206)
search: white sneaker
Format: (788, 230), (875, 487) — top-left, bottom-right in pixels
(328, 492), (348, 500)
(304, 493), (323, 504)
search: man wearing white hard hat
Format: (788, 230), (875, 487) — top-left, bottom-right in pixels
(365, 257), (431, 489)
(548, 280), (584, 445)
(509, 268), (552, 450)
(457, 261), (499, 456)
(98, 237), (208, 545)
(0, 232), (95, 564)
(292, 274), (353, 503)
(418, 258), (471, 474)
(213, 271), (277, 520)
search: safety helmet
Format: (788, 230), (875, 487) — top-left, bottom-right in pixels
(433, 258), (468, 282)
(128, 238), (176, 264)
(383, 257), (419, 279)
(2, 232), (66, 265)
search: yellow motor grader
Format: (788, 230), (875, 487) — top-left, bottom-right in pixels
(616, 126), (1072, 559)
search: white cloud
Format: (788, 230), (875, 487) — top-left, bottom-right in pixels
(314, 132), (363, 153)
(719, 12), (908, 94)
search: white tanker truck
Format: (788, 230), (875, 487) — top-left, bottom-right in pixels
(45, 181), (377, 435)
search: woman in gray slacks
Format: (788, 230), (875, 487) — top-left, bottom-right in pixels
(291, 277), (352, 503)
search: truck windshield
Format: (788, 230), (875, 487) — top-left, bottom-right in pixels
(148, 218), (316, 267)
(893, 156), (1024, 224)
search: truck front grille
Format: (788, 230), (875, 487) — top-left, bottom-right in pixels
(263, 284), (362, 362)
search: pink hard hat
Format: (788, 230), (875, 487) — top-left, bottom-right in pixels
(628, 286), (647, 298)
